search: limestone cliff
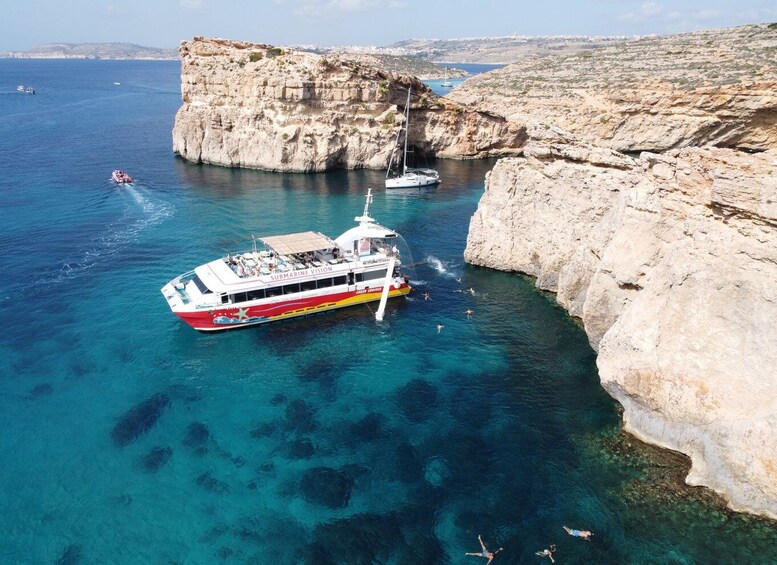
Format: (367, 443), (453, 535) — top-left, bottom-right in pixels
(465, 135), (777, 518)
(449, 24), (777, 153)
(172, 38), (525, 172)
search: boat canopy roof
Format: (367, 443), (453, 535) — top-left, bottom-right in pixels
(261, 231), (335, 255)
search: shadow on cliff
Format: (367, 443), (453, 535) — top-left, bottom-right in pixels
(174, 157), (393, 198)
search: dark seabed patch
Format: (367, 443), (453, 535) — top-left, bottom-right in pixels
(183, 421), (210, 451)
(28, 383), (54, 398)
(250, 421), (278, 439)
(139, 445), (172, 473)
(285, 399), (318, 433)
(56, 543), (82, 565)
(111, 393), (171, 447)
(286, 437), (315, 459)
(397, 379), (438, 422)
(196, 471), (230, 494)
(300, 467), (353, 508)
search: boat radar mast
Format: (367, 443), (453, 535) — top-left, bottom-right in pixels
(355, 188), (375, 225)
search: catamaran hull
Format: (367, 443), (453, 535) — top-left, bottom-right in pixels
(170, 284), (411, 332)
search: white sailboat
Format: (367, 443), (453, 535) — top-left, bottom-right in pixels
(385, 87), (440, 189)
(441, 67), (453, 88)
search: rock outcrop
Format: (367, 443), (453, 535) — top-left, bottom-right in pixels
(465, 136), (777, 518)
(449, 24), (777, 153)
(172, 38), (525, 172)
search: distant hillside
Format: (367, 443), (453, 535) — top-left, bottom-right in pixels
(385, 35), (633, 64)
(0, 42), (178, 60)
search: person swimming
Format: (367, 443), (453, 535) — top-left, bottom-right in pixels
(466, 535), (503, 564)
(535, 544), (556, 562)
(563, 525), (593, 541)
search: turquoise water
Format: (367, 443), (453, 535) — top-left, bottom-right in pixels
(1, 59), (776, 564)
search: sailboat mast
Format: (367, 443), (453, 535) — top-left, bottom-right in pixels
(402, 87), (411, 175)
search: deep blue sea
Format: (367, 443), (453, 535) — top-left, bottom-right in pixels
(1, 59), (776, 564)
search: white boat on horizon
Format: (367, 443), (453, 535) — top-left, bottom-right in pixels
(385, 87), (440, 189)
(17, 84), (24, 92)
(161, 190), (412, 331)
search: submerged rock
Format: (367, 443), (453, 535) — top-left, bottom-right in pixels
(183, 422), (210, 447)
(196, 471), (230, 494)
(397, 379), (438, 423)
(111, 393), (171, 447)
(140, 446), (173, 473)
(286, 437), (315, 459)
(300, 511), (404, 564)
(285, 399), (317, 433)
(250, 421), (278, 439)
(56, 543), (82, 565)
(395, 442), (424, 484)
(348, 412), (387, 444)
(300, 467), (353, 508)
(29, 383), (53, 397)
(269, 393), (287, 406)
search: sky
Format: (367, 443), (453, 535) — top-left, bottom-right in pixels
(2, 0), (777, 51)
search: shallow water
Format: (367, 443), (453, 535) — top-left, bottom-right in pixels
(1, 59), (776, 564)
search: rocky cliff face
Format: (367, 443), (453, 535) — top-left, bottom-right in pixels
(465, 132), (777, 517)
(172, 38), (525, 172)
(449, 25), (777, 153)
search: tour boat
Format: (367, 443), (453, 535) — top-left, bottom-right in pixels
(112, 170), (133, 183)
(385, 87), (440, 189)
(161, 190), (412, 332)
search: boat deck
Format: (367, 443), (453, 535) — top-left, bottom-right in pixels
(225, 248), (355, 279)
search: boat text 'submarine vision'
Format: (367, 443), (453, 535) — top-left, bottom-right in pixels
(161, 190), (412, 331)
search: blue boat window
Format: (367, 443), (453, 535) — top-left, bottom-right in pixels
(247, 289), (265, 300)
(333, 275), (347, 286)
(317, 278), (333, 288)
(283, 283), (300, 295)
(301, 280), (317, 291)
(355, 273), (364, 283)
(266, 286), (282, 297)
(232, 292), (247, 303)
(362, 269), (388, 281)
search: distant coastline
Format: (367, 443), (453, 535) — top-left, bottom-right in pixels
(0, 42), (179, 60)
(1, 34), (635, 64)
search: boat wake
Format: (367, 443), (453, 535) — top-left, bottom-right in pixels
(27, 185), (174, 292)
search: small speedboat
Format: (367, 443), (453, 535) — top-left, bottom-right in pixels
(17, 85), (24, 92)
(25, 87), (35, 94)
(112, 170), (133, 184)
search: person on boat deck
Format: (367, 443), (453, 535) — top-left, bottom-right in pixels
(563, 526), (593, 541)
(466, 535), (502, 564)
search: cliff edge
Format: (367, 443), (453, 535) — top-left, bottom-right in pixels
(172, 38), (524, 172)
(465, 132), (777, 517)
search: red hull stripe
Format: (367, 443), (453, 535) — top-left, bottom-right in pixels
(175, 285), (411, 331)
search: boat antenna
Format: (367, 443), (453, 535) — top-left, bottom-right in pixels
(355, 188), (375, 225)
